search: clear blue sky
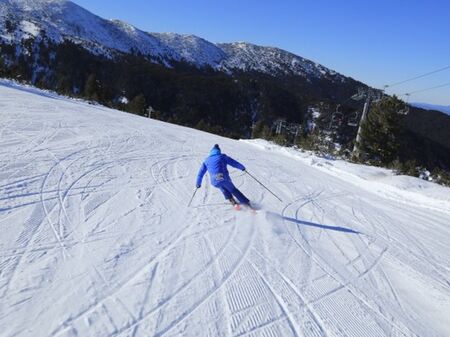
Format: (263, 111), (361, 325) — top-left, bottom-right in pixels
(73, 0), (450, 105)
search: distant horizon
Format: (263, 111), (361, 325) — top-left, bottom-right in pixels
(411, 102), (450, 115)
(71, 0), (450, 106)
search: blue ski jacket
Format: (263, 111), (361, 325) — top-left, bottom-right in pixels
(196, 147), (245, 187)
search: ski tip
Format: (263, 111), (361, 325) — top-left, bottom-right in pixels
(248, 202), (262, 211)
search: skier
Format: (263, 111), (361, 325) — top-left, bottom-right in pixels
(196, 144), (251, 210)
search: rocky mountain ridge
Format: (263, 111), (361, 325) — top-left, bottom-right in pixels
(0, 0), (348, 82)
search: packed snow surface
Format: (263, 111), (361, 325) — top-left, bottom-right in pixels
(1, 81), (449, 337)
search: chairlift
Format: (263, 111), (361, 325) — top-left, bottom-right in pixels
(329, 104), (343, 130)
(398, 107), (410, 115)
(331, 114), (343, 123)
(351, 88), (366, 101)
(351, 92), (365, 101)
(398, 94), (410, 115)
(348, 110), (359, 127)
(372, 95), (382, 103)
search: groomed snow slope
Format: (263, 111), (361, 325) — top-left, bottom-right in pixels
(0, 82), (449, 337)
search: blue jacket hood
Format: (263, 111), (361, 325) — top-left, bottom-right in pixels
(209, 145), (221, 156)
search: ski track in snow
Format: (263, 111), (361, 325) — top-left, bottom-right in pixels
(0, 83), (449, 337)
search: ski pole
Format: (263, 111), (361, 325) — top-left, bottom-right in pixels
(245, 171), (283, 202)
(187, 188), (199, 207)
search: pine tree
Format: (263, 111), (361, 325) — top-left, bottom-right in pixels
(0, 53), (5, 76)
(251, 120), (264, 138)
(5, 19), (15, 33)
(84, 73), (99, 100)
(56, 75), (71, 94)
(358, 96), (405, 164)
(195, 119), (208, 131)
(128, 94), (147, 115)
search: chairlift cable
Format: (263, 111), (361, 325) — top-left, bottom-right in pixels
(402, 82), (450, 96)
(384, 65), (450, 89)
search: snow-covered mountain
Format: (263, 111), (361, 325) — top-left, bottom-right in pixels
(1, 79), (450, 337)
(218, 42), (344, 80)
(0, 0), (346, 79)
(0, 0), (175, 59)
(151, 32), (227, 68)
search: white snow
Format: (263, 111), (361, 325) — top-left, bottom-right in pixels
(311, 108), (321, 119)
(218, 42), (343, 78)
(117, 96), (129, 104)
(151, 33), (226, 68)
(0, 0), (173, 59)
(242, 139), (450, 214)
(19, 20), (40, 37)
(1, 81), (449, 337)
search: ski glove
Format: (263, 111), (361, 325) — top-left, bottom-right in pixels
(196, 184), (201, 188)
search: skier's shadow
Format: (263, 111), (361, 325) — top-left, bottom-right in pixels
(267, 212), (359, 234)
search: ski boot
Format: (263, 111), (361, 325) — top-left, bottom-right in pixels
(228, 198), (241, 210)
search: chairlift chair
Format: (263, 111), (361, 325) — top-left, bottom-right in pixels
(398, 107), (410, 115)
(347, 110), (360, 127)
(398, 94), (410, 115)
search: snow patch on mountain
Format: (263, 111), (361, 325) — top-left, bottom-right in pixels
(218, 42), (345, 79)
(0, 0), (171, 58)
(151, 32), (226, 67)
(19, 20), (39, 37)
